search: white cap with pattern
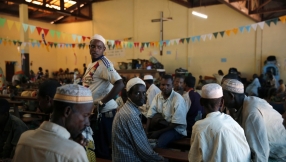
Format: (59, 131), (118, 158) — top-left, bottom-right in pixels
(201, 83), (223, 99)
(143, 75), (153, 80)
(126, 77), (146, 92)
(92, 34), (106, 45)
(222, 79), (244, 94)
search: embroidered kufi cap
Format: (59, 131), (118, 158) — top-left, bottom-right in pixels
(126, 77), (146, 92)
(54, 84), (93, 104)
(92, 34), (106, 45)
(222, 79), (244, 94)
(143, 75), (153, 80)
(201, 83), (223, 99)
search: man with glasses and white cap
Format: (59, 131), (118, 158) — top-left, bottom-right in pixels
(112, 77), (164, 162)
(189, 83), (250, 162)
(13, 84), (94, 162)
(82, 34), (124, 159)
(222, 79), (286, 162)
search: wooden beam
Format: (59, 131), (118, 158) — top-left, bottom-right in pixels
(255, 0), (271, 11)
(250, 6), (286, 14)
(170, 0), (192, 8)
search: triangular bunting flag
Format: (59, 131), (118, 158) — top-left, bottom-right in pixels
(186, 37), (191, 43)
(207, 34), (212, 40)
(213, 32), (218, 39)
(251, 24), (257, 31)
(72, 44), (75, 48)
(257, 22), (265, 29)
(201, 35), (206, 41)
(31, 42), (36, 47)
(245, 26), (251, 32)
(279, 16), (286, 24)
(0, 39), (2, 45)
(50, 30), (55, 37)
(36, 27), (42, 35)
(174, 39), (180, 45)
(78, 44), (82, 49)
(17, 41), (22, 46)
(0, 18), (6, 27)
(43, 28), (49, 36)
(239, 26), (245, 33)
(7, 20), (14, 30)
(72, 34), (77, 41)
(232, 28), (238, 34)
(141, 42), (145, 48)
(82, 43), (86, 49)
(29, 25), (36, 33)
(165, 40), (170, 46)
(22, 23), (29, 32)
(13, 40), (17, 45)
(23, 42), (27, 47)
(48, 42), (53, 48)
(191, 37), (196, 42)
(54, 43), (57, 48)
(56, 31), (61, 38)
(82, 36), (86, 42)
(225, 30), (231, 36)
(69, 44), (72, 48)
(219, 31), (225, 37)
(65, 44), (69, 47)
(146, 42), (150, 48)
(170, 40), (175, 45)
(196, 36), (201, 41)
(273, 18), (278, 25)
(180, 38), (185, 44)
(37, 42), (41, 47)
(15, 22), (21, 31)
(77, 35), (82, 42)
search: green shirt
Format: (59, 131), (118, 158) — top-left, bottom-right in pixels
(0, 114), (28, 158)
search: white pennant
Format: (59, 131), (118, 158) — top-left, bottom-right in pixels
(175, 39), (180, 45)
(23, 42), (26, 47)
(170, 40), (175, 45)
(207, 34), (212, 40)
(201, 35), (207, 41)
(257, 22), (265, 30)
(251, 24), (258, 31)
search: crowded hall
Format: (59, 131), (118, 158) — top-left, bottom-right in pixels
(1, 0), (286, 161)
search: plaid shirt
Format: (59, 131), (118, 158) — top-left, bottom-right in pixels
(112, 100), (164, 162)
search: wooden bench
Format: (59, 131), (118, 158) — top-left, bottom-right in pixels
(154, 148), (188, 162)
(169, 138), (190, 151)
(96, 158), (112, 162)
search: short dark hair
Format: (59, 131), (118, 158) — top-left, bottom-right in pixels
(0, 99), (10, 113)
(279, 79), (284, 84)
(144, 79), (153, 85)
(223, 74), (240, 81)
(38, 79), (61, 98)
(218, 70), (224, 75)
(228, 68), (238, 74)
(184, 76), (196, 88)
(200, 98), (222, 111)
(53, 100), (75, 114)
(175, 74), (185, 80)
(161, 75), (173, 83)
(39, 67), (42, 71)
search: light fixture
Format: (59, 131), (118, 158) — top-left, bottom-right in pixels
(192, 11), (208, 19)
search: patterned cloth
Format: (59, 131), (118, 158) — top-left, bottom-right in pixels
(222, 79), (244, 94)
(82, 127), (96, 162)
(112, 100), (164, 162)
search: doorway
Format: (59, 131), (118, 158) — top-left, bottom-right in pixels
(5, 61), (15, 82)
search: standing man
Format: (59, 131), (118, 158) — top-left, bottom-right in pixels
(13, 84), (93, 161)
(112, 77), (164, 162)
(189, 83), (251, 162)
(142, 75), (161, 117)
(146, 75), (187, 148)
(82, 34), (124, 159)
(222, 79), (286, 162)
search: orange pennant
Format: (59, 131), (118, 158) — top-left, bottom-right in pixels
(225, 30), (231, 36)
(41, 43), (45, 48)
(279, 16), (286, 24)
(3, 40), (7, 46)
(232, 28), (238, 34)
(155, 42), (159, 47)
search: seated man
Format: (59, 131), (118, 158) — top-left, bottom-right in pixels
(189, 83), (250, 162)
(174, 74), (185, 95)
(0, 99), (28, 160)
(146, 75), (187, 148)
(222, 79), (286, 162)
(112, 77), (164, 162)
(182, 76), (204, 136)
(13, 84), (93, 162)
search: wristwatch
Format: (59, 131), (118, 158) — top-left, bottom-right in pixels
(99, 101), (106, 107)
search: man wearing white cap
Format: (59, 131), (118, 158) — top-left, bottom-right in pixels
(146, 75), (187, 148)
(13, 84), (94, 162)
(222, 79), (286, 162)
(112, 78), (164, 162)
(82, 34), (124, 158)
(142, 75), (161, 118)
(189, 83), (250, 162)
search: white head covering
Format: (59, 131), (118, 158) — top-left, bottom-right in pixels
(126, 77), (146, 92)
(54, 84), (93, 104)
(143, 75), (153, 80)
(157, 69), (165, 72)
(201, 83), (223, 99)
(222, 79), (244, 94)
(92, 34), (106, 45)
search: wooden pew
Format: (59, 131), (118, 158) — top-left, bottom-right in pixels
(169, 138), (190, 151)
(96, 158), (112, 162)
(154, 148), (188, 162)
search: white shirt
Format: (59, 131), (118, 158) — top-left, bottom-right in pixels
(182, 91), (191, 111)
(82, 56), (122, 113)
(240, 96), (286, 162)
(13, 121), (88, 162)
(142, 84), (161, 117)
(189, 112), (251, 162)
(147, 90), (187, 136)
(245, 78), (261, 96)
(213, 74), (224, 85)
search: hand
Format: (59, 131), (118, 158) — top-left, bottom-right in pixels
(74, 134), (88, 147)
(148, 131), (161, 139)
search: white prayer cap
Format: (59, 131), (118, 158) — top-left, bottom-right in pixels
(201, 83), (223, 99)
(54, 84), (93, 104)
(92, 34), (106, 45)
(157, 69), (165, 72)
(222, 79), (244, 94)
(144, 75), (153, 80)
(126, 77), (146, 92)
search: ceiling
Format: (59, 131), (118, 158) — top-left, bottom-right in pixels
(171, 0), (286, 22)
(0, 0), (109, 24)
(0, 0), (285, 24)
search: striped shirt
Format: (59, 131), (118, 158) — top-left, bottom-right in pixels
(112, 100), (164, 162)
